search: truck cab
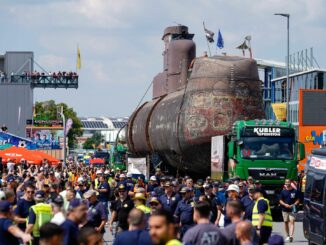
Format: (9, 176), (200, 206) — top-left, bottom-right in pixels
(227, 120), (305, 205)
(303, 148), (326, 245)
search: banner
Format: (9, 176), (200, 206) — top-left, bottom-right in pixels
(127, 157), (147, 177)
(211, 136), (224, 180)
(0, 132), (37, 150)
(271, 103), (287, 121)
(26, 128), (64, 150)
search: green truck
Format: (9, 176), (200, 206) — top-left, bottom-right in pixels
(225, 120), (305, 205)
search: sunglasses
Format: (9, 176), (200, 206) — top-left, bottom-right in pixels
(26, 191), (35, 194)
(150, 202), (159, 206)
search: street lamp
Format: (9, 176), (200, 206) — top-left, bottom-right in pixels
(274, 13), (290, 121)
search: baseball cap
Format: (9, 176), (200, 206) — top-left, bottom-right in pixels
(254, 188), (264, 194)
(68, 199), (86, 210)
(126, 172), (132, 178)
(179, 187), (193, 193)
(203, 183), (212, 189)
(248, 176), (253, 180)
(164, 181), (172, 187)
(150, 176), (157, 181)
(118, 184), (126, 191)
(226, 184), (240, 193)
(119, 174), (126, 178)
(104, 170), (110, 175)
(84, 190), (96, 199)
(96, 170), (102, 175)
(6, 176), (15, 183)
(0, 201), (11, 212)
(149, 197), (161, 204)
(35, 190), (46, 201)
(133, 192), (146, 201)
(52, 195), (64, 206)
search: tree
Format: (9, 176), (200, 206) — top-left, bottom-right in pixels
(83, 132), (103, 149)
(34, 100), (82, 148)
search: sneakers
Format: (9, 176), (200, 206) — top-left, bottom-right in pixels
(285, 236), (294, 242)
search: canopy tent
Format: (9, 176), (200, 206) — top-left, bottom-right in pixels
(32, 150), (60, 165)
(0, 146), (43, 165)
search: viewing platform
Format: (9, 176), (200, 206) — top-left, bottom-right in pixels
(7, 72), (78, 89)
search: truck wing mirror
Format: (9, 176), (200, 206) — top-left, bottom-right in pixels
(299, 142), (305, 160)
(228, 141), (235, 158)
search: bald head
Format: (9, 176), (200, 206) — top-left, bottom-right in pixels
(128, 208), (146, 230)
(235, 221), (253, 241)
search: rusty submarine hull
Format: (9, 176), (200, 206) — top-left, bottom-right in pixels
(127, 25), (264, 174)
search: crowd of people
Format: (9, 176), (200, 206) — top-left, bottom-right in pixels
(19, 71), (78, 80)
(0, 161), (301, 245)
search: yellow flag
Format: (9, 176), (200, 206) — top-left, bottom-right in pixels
(271, 103), (287, 121)
(77, 46), (81, 69)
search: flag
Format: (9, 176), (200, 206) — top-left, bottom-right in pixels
(217, 29), (224, 49)
(77, 46), (81, 70)
(203, 22), (214, 43)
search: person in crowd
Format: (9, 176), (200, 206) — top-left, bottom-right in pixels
(235, 221), (255, 245)
(14, 183), (35, 231)
(84, 190), (107, 234)
(149, 197), (162, 214)
(0, 200), (32, 245)
(279, 179), (300, 242)
(216, 184), (240, 227)
(110, 184), (134, 233)
(268, 234), (284, 245)
(183, 201), (225, 245)
(241, 184), (255, 221)
(50, 195), (65, 225)
(252, 188), (273, 245)
(148, 176), (159, 192)
(96, 175), (110, 218)
(133, 192), (151, 214)
(113, 208), (152, 245)
(60, 198), (88, 245)
(174, 187), (195, 238)
(238, 182), (248, 199)
(158, 181), (180, 215)
(26, 190), (53, 245)
(78, 227), (103, 245)
(149, 209), (182, 245)
(39, 222), (64, 245)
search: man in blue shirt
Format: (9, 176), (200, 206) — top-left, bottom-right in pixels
(84, 190), (107, 234)
(241, 184), (255, 221)
(0, 201), (32, 245)
(279, 179), (300, 242)
(14, 183), (35, 231)
(96, 176), (110, 218)
(174, 187), (195, 238)
(60, 199), (88, 245)
(159, 181), (180, 215)
(113, 208), (152, 245)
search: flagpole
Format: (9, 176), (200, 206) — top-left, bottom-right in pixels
(76, 44), (78, 73)
(206, 40), (211, 56)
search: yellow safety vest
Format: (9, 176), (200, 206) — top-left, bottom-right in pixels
(301, 175), (306, 192)
(252, 197), (273, 227)
(27, 203), (53, 237)
(136, 204), (151, 214)
(95, 178), (99, 189)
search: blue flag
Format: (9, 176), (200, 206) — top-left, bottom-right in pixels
(217, 29), (224, 49)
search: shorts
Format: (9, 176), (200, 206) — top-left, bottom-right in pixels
(282, 211), (296, 222)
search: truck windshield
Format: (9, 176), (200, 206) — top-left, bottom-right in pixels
(240, 137), (294, 160)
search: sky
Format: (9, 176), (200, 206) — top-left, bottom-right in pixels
(1, 0), (326, 117)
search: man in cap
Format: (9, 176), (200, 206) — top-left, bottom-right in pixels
(113, 208), (152, 245)
(216, 184), (240, 227)
(241, 184), (255, 221)
(110, 184), (134, 233)
(159, 181), (181, 216)
(0, 200), (32, 244)
(26, 190), (53, 245)
(238, 182), (248, 199)
(252, 188), (273, 245)
(94, 170), (102, 190)
(50, 195), (65, 226)
(149, 197), (162, 214)
(84, 190), (107, 234)
(117, 174), (127, 187)
(14, 183), (36, 231)
(148, 176), (159, 192)
(125, 172), (134, 191)
(174, 187), (195, 238)
(60, 199), (88, 245)
(133, 192), (151, 214)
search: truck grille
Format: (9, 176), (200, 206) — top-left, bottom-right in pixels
(248, 168), (288, 180)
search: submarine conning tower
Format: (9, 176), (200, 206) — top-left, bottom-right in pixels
(153, 25), (196, 98)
